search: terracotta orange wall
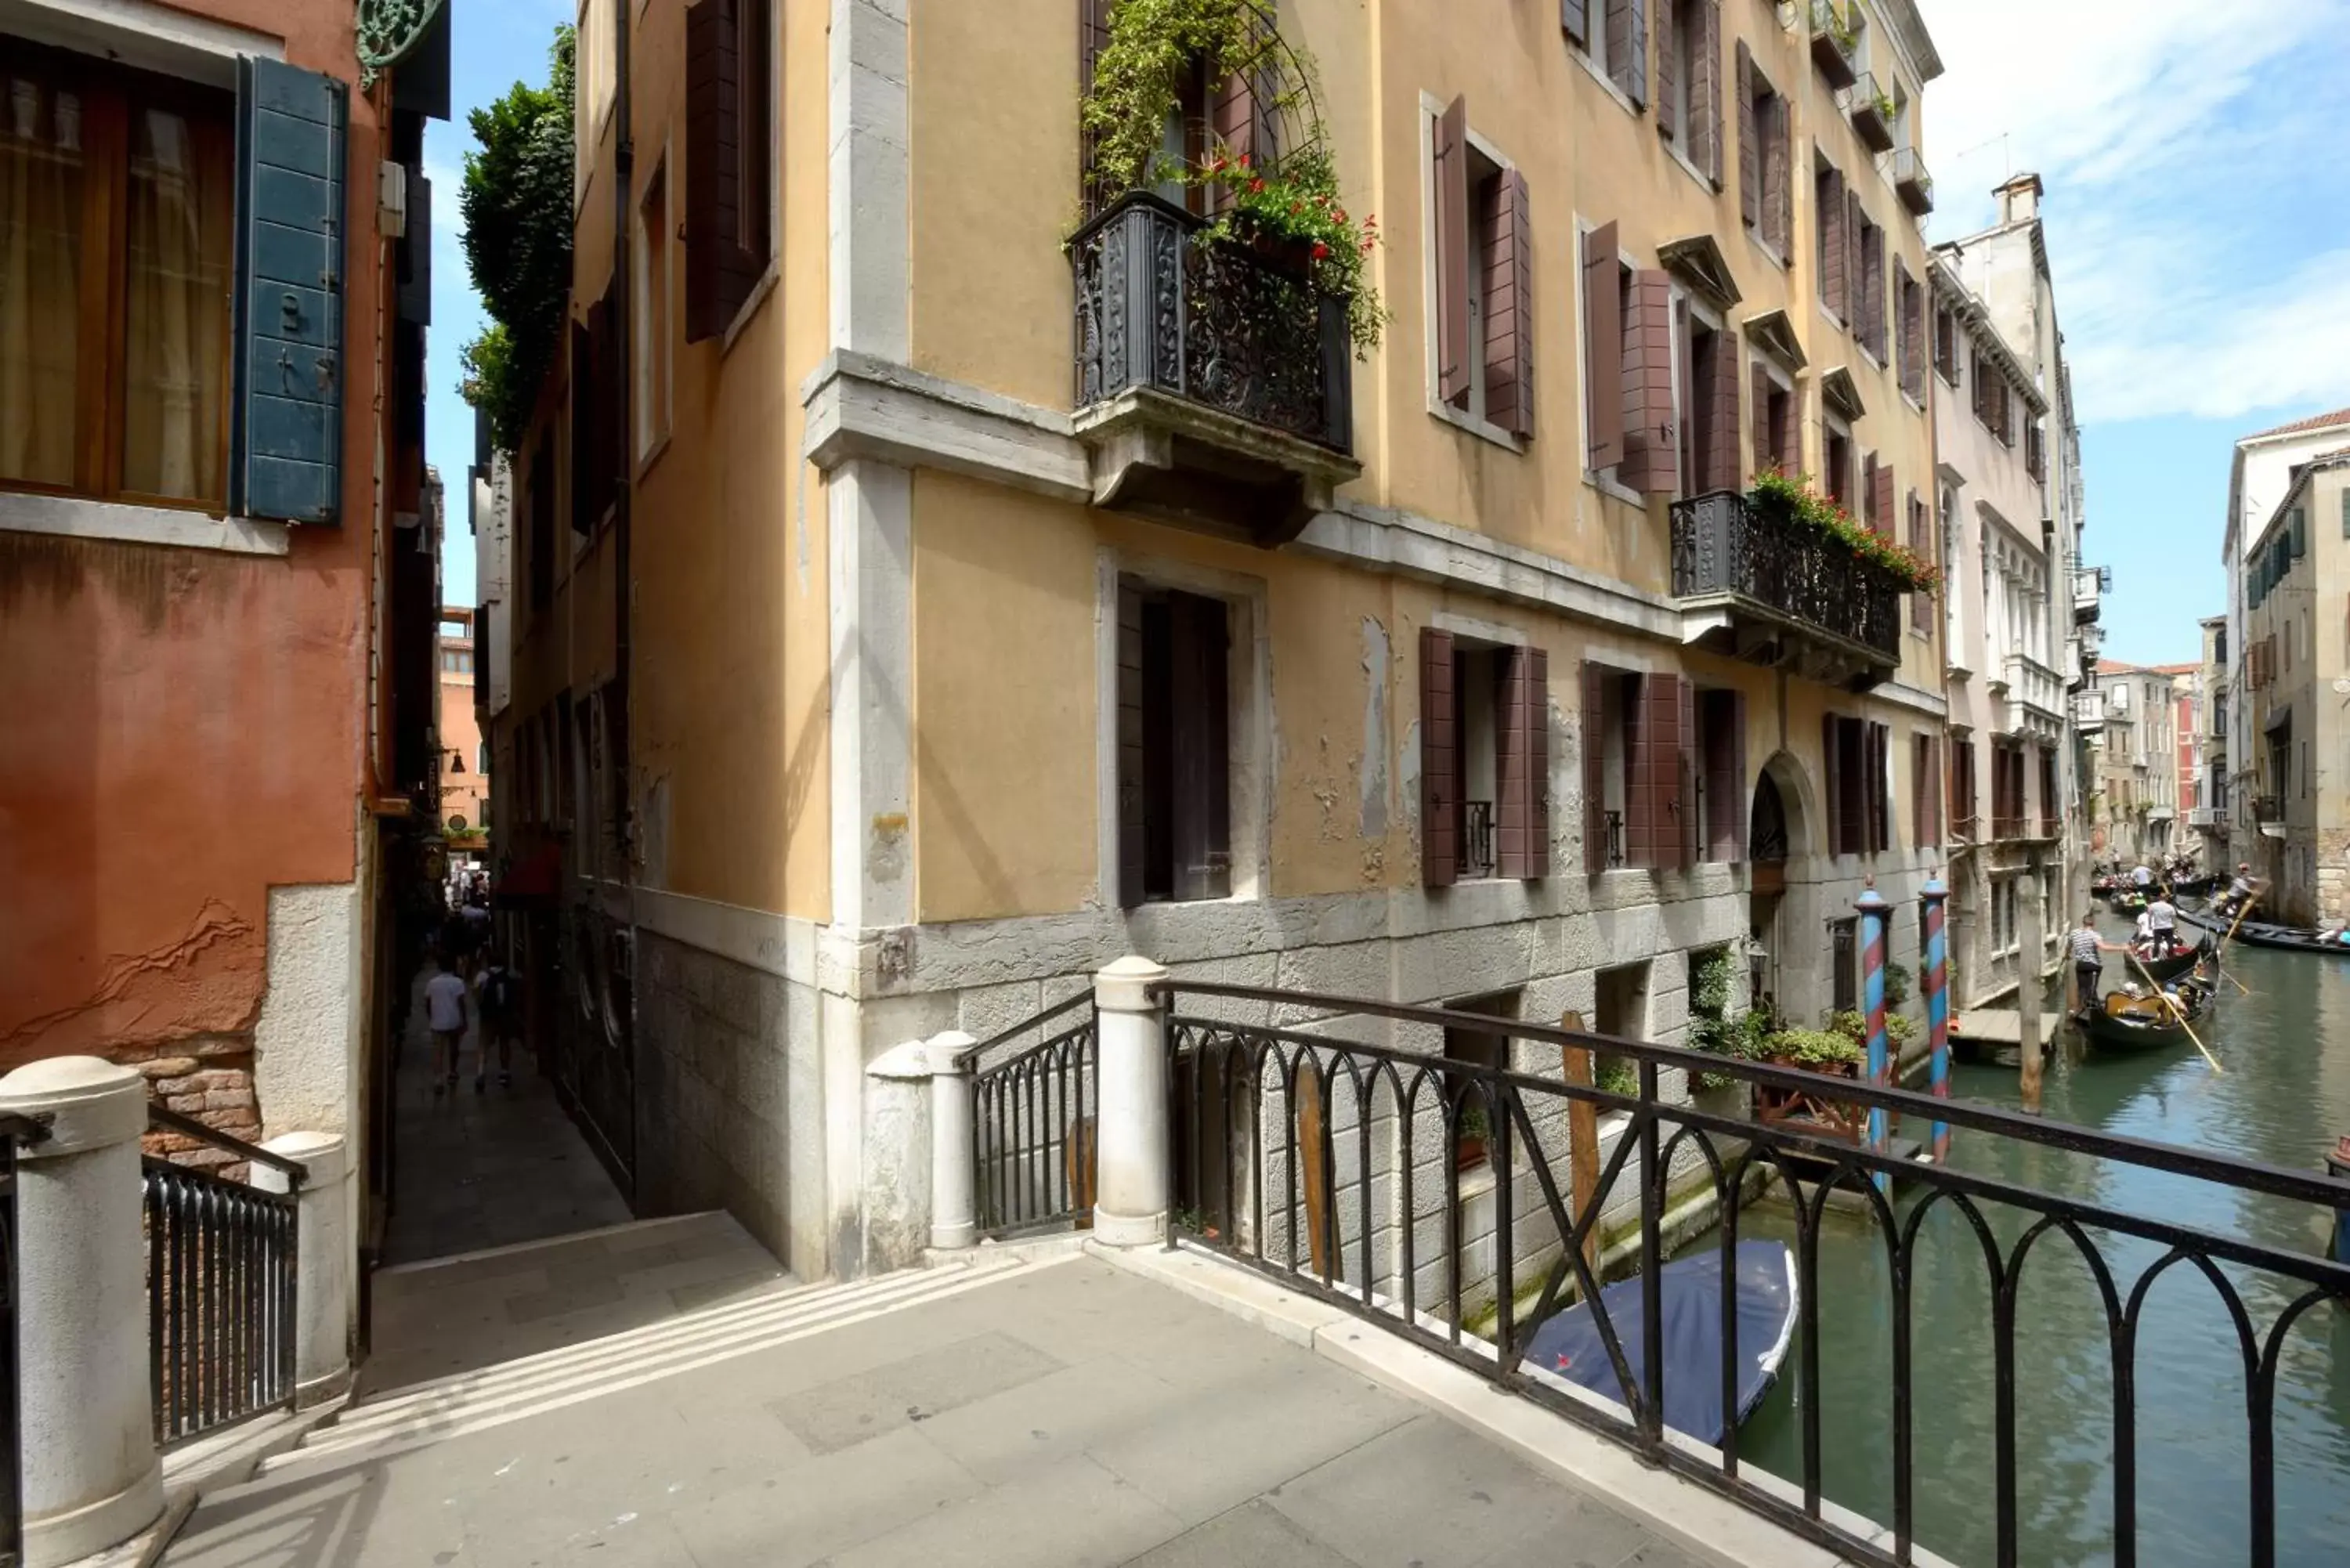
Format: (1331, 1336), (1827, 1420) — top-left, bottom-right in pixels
(440, 671), (487, 830)
(0, 0), (385, 1068)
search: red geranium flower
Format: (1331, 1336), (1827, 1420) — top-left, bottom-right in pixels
(1312, 241), (1329, 260)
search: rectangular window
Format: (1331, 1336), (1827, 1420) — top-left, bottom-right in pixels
(1582, 222), (1625, 471)
(1911, 732), (1940, 847)
(1856, 210), (1886, 362)
(1830, 919), (1858, 1013)
(1, 45), (235, 508)
(1933, 303), (1959, 383)
(634, 158), (672, 458)
(1443, 990), (1519, 1169)
(1740, 56), (1789, 252)
(1813, 161), (1844, 314)
(1580, 663), (1694, 873)
(1118, 581), (1232, 905)
(1949, 737), (1976, 836)
(1678, 305), (1737, 496)
(684, 0), (776, 340)
(1896, 264), (1923, 401)
(1432, 105), (1531, 437)
(1824, 423), (1852, 511)
(1423, 630), (1550, 883)
(1697, 687), (1747, 862)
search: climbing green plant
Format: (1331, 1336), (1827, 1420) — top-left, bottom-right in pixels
(1686, 945), (1749, 1091)
(1082, 0), (1264, 193)
(458, 25), (576, 457)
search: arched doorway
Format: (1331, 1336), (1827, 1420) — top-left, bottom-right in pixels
(1748, 753), (1818, 1024)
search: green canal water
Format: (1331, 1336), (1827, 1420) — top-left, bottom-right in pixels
(1727, 921), (2350, 1567)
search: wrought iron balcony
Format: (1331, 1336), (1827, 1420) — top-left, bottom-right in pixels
(1808, 0), (1858, 89)
(1070, 191), (1361, 547)
(1892, 148), (1932, 216)
(1669, 490), (1904, 690)
(1847, 73), (1896, 153)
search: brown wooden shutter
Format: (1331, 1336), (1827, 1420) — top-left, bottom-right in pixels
(1078, 0), (1115, 215)
(1562, 0), (1590, 47)
(685, 0), (747, 342)
(1866, 228), (1885, 360)
(1498, 646), (1534, 878)
(1705, 331), (1741, 492)
(1822, 713), (1843, 855)
(1749, 359), (1771, 478)
(1846, 190), (1864, 338)
(1115, 582), (1145, 906)
(1676, 677), (1697, 865)
(1583, 222), (1624, 470)
(1484, 168), (1535, 439)
(1655, 3), (1678, 144)
(1775, 380), (1797, 475)
(1908, 491), (1931, 631)
(1435, 96), (1471, 410)
(1170, 594), (1231, 901)
(1772, 98), (1792, 251)
(1820, 168), (1845, 311)
(1735, 44), (1758, 230)
(1582, 661), (1608, 873)
(1607, 0), (1647, 108)
(1695, 0), (1723, 185)
(1621, 269), (1677, 493)
(1928, 735), (1943, 847)
(1873, 461), (1895, 540)
(1860, 452), (1878, 530)
(568, 316), (592, 531)
(1422, 627), (1459, 887)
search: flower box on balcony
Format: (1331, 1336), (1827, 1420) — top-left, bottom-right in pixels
(1669, 488), (1909, 690)
(1070, 191), (1361, 547)
(1849, 74), (1896, 153)
(1809, 0), (1859, 89)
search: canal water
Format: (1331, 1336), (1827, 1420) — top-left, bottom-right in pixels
(1728, 916), (2350, 1566)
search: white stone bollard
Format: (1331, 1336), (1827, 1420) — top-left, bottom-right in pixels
(1091, 956), (1171, 1247)
(859, 1040), (935, 1274)
(0, 1057), (164, 1567)
(255, 1131), (352, 1405)
(926, 1031), (978, 1251)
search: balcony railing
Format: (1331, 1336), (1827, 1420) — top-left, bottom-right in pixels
(1847, 72), (1895, 153)
(1808, 0), (1858, 88)
(1669, 490), (1903, 674)
(1891, 147), (1932, 215)
(1464, 800), (1497, 880)
(2073, 564), (2110, 624)
(2070, 688), (2106, 732)
(2002, 651), (2066, 738)
(1073, 191), (1351, 454)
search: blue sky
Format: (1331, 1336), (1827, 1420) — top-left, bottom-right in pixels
(426, 0), (573, 610)
(429, 0), (2350, 667)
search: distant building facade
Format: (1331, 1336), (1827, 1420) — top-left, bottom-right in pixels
(439, 609), (488, 843)
(2191, 616), (2229, 863)
(2239, 449), (2350, 924)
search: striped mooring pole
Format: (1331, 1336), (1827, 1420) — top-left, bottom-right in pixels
(1858, 883), (1893, 1192)
(1922, 876), (1951, 1165)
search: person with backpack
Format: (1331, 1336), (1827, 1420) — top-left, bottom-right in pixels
(473, 952), (523, 1091)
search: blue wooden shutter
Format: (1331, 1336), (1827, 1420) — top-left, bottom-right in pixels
(235, 56), (348, 524)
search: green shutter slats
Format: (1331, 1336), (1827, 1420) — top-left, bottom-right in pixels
(236, 56), (348, 525)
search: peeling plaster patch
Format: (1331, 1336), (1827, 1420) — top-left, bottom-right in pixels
(867, 812), (909, 886)
(1399, 719), (1423, 833)
(1359, 616), (1390, 839)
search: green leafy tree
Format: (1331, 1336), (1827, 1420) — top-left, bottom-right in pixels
(458, 27), (576, 456)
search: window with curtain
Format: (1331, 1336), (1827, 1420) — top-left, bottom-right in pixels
(2, 46), (233, 508)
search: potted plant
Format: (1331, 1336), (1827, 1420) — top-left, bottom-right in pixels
(1195, 146), (1385, 354)
(1748, 469), (1942, 593)
(1456, 1104), (1491, 1170)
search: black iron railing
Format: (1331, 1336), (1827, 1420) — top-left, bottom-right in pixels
(1072, 190), (1352, 454)
(0, 1113), (45, 1568)
(1154, 977), (2350, 1568)
(143, 1105), (302, 1447)
(961, 994), (1099, 1237)
(1670, 490), (1904, 659)
(1603, 809), (1626, 869)
(1464, 800), (1496, 879)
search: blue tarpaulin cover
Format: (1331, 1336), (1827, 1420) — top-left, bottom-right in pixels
(1522, 1240), (1799, 1445)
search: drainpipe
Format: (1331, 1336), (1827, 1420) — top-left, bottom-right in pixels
(609, 0), (639, 1172)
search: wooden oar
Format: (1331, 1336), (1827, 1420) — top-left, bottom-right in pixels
(2123, 948), (2222, 1075)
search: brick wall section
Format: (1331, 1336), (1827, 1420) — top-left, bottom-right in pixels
(110, 1032), (262, 1171)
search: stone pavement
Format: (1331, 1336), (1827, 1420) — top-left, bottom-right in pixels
(164, 1253), (1705, 1568)
(384, 961), (634, 1266)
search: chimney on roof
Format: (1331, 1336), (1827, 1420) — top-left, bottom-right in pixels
(1997, 172), (2044, 226)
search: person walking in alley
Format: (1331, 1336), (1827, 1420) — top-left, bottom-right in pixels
(2072, 912), (2124, 1008)
(424, 958), (470, 1097)
(474, 952), (522, 1092)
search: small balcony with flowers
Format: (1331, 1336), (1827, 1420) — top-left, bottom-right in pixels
(1068, 1), (1372, 547)
(1669, 471), (1936, 693)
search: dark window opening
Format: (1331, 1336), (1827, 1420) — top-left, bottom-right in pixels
(1130, 584), (1232, 905)
(1443, 989), (1520, 1170)
(1825, 427), (1853, 511)
(1831, 918), (1858, 1014)
(1593, 962), (1650, 1097)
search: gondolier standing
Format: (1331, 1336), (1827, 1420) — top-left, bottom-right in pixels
(2146, 890), (2179, 949)
(2222, 863), (2260, 917)
(2073, 912), (2124, 1005)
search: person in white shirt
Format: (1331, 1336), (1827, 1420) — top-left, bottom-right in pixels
(423, 959), (470, 1097)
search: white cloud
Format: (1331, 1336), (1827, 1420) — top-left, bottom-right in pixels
(1918, 0), (2350, 425)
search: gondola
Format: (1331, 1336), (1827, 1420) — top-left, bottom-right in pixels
(2131, 936), (2211, 983)
(2074, 977), (2214, 1053)
(2178, 904), (2350, 956)
(2106, 887), (2149, 916)
(1523, 1241), (1797, 1446)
